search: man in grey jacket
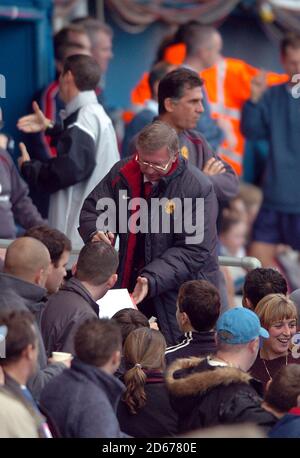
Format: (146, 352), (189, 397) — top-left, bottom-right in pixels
(40, 318), (127, 438)
(42, 241), (119, 356)
(0, 237), (68, 401)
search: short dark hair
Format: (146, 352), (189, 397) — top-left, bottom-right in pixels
(63, 54), (101, 91)
(148, 62), (172, 98)
(74, 318), (121, 367)
(158, 68), (203, 115)
(112, 308), (149, 345)
(281, 33), (300, 56)
(76, 241), (119, 286)
(174, 22), (217, 57)
(177, 280), (221, 331)
(24, 225), (71, 266)
(243, 268), (288, 310)
(0, 310), (36, 365)
(265, 364), (300, 413)
(54, 24), (88, 62)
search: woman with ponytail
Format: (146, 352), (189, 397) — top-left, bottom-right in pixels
(117, 327), (178, 437)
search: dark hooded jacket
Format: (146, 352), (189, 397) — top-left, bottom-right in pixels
(41, 277), (99, 356)
(79, 157), (219, 346)
(166, 356), (277, 434)
(0, 273), (65, 401)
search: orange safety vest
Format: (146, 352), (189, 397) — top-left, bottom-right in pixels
(201, 58), (288, 175)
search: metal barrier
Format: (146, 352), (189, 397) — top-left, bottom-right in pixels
(0, 239), (262, 270)
(218, 256), (261, 270)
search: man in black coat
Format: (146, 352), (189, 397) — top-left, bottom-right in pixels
(42, 241), (119, 356)
(166, 307), (277, 433)
(79, 120), (219, 345)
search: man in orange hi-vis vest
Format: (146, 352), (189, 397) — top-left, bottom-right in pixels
(201, 57), (288, 176)
(131, 24), (288, 175)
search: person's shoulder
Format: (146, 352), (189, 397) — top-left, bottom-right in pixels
(180, 129), (207, 145)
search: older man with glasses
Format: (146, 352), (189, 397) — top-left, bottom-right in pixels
(78, 121), (219, 345)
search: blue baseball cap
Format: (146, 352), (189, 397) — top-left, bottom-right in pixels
(216, 307), (269, 344)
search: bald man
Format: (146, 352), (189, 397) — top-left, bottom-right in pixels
(0, 238), (68, 401)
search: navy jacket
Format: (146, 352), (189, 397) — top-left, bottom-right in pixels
(241, 83), (300, 213)
(269, 409), (300, 438)
(40, 358), (127, 438)
(165, 330), (217, 366)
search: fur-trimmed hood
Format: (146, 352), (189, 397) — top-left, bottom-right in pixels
(165, 356), (253, 398)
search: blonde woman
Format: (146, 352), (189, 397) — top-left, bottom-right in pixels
(251, 293), (299, 388)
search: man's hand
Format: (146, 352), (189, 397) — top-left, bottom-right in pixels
(17, 101), (51, 133)
(132, 276), (149, 305)
(18, 142), (31, 169)
(250, 70), (267, 103)
(48, 356), (72, 368)
(203, 157), (226, 176)
(91, 231), (115, 245)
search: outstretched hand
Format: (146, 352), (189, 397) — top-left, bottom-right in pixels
(132, 276), (149, 305)
(17, 101), (51, 133)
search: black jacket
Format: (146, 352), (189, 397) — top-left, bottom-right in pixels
(79, 157), (219, 345)
(40, 358), (127, 438)
(166, 356), (276, 434)
(0, 273), (65, 401)
(117, 371), (178, 438)
(41, 277), (99, 356)
(165, 331), (217, 366)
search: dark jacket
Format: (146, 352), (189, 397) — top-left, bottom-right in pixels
(40, 358), (127, 438)
(0, 148), (43, 238)
(241, 83), (300, 213)
(0, 273), (66, 401)
(269, 408), (300, 438)
(165, 330), (217, 366)
(41, 277), (99, 356)
(79, 157), (219, 346)
(117, 370), (178, 437)
(166, 356), (276, 433)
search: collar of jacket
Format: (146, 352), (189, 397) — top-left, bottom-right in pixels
(70, 358), (125, 410)
(59, 277), (99, 316)
(289, 407), (300, 416)
(0, 272), (46, 314)
(118, 155), (185, 196)
(165, 356), (259, 398)
(62, 90), (98, 120)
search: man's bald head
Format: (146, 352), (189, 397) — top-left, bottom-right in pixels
(4, 238), (51, 287)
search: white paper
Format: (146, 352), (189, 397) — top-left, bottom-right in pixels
(97, 288), (136, 318)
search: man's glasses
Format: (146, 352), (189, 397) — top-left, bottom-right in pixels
(135, 154), (174, 172)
